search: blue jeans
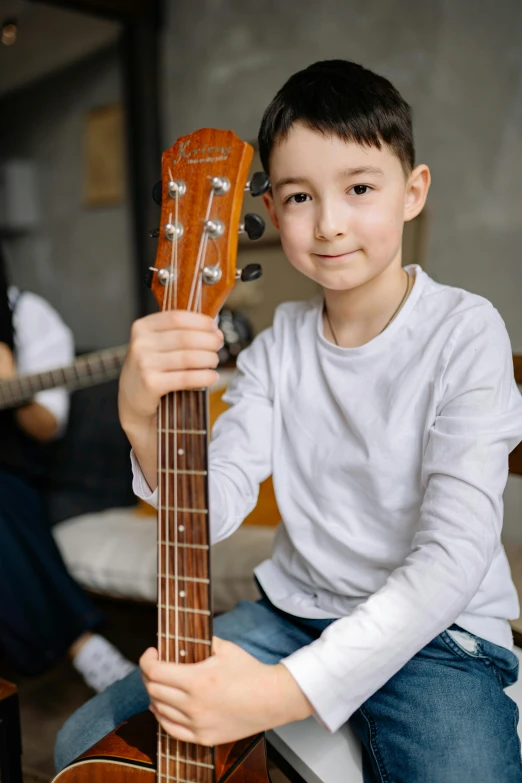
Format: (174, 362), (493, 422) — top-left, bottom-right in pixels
(55, 596), (522, 782)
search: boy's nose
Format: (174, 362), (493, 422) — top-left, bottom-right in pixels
(314, 204), (346, 242)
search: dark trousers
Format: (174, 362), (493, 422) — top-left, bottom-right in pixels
(0, 469), (103, 675)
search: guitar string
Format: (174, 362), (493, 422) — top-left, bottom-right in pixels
(191, 199), (209, 782)
(191, 196), (212, 781)
(191, 265), (201, 778)
(170, 184), (181, 783)
(160, 171), (178, 782)
(181, 383), (192, 776)
(160, 194), (173, 780)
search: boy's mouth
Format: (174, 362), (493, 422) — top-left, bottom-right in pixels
(313, 250), (358, 260)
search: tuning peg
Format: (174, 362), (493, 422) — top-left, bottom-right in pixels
(144, 267), (155, 288)
(240, 213), (265, 241)
(152, 181), (162, 206)
(149, 228), (160, 238)
(236, 263), (263, 282)
(246, 172), (270, 197)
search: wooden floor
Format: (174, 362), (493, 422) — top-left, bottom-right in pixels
(2, 596), (289, 782)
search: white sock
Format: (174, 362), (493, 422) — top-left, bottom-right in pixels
(72, 634), (137, 693)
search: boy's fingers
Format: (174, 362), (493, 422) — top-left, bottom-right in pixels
(147, 683), (190, 715)
(155, 370), (220, 394)
(134, 329), (223, 353)
(133, 310), (219, 335)
(150, 699), (191, 726)
(139, 351), (220, 373)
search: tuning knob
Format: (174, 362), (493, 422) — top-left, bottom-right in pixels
(149, 228), (160, 238)
(144, 267), (155, 288)
(246, 172), (270, 197)
(241, 213), (265, 241)
(152, 181), (162, 206)
(236, 263), (263, 282)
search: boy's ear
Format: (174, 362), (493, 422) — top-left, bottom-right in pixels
(262, 191), (280, 231)
(404, 164), (431, 222)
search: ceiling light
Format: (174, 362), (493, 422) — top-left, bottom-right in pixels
(1, 20), (17, 46)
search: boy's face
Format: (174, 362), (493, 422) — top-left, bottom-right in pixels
(262, 123), (429, 291)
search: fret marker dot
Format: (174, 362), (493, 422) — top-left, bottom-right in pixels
(178, 448), (184, 456)
(179, 590), (186, 598)
(178, 525), (185, 532)
(180, 650), (186, 657)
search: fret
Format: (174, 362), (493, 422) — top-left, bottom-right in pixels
(158, 575), (209, 584)
(158, 506), (208, 514)
(159, 542), (209, 550)
(157, 776), (212, 783)
(161, 468), (208, 476)
(158, 604), (211, 616)
(157, 518), (207, 546)
(159, 428), (207, 435)
(158, 634), (211, 645)
(158, 757), (214, 770)
(158, 578), (210, 611)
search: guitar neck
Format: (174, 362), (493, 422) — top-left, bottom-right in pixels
(0, 345), (128, 411)
(157, 388), (213, 661)
(157, 388), (214, 781)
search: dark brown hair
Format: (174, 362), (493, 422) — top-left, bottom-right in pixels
(258, 60), (415, 176)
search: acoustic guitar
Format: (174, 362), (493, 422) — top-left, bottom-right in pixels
(52, 128), (273, 783)
(0, 345), (128, 411)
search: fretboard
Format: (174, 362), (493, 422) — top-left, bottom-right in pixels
(157, 388), (214, 783)
(0, 345), (128, 411)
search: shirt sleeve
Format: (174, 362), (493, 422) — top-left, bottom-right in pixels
(13, 291), (74, 435)
(282, 307), (522, 732)
(131, 326), (276, 543)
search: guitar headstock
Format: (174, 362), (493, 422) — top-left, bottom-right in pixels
(148, 128), (268, 319)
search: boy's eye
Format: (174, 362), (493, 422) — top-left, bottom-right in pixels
(286, 193), (310, 204)
(349, 184), (372, 196)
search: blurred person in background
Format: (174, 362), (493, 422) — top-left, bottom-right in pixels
(0, 244), (135, 691)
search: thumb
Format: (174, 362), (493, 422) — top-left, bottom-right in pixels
(139, 647), (159, 679)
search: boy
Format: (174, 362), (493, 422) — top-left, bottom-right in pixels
(55, 60), (522, 781)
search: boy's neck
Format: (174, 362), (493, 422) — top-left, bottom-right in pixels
(323, 261), (413, 349)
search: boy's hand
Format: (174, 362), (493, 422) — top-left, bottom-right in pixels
(0, 342), (16, 379)
(119, 310), (223, 429)
(140, 638), (314, 746)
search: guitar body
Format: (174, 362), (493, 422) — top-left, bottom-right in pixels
(52, 711), (271, 783)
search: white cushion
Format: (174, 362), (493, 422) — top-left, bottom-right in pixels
(53, 507), (276, 613)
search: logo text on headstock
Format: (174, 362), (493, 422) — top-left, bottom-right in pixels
(173, 140), (232, 166)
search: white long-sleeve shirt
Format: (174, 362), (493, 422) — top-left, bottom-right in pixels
(9, 286), (74, 432)
(132, 264), (522, 732)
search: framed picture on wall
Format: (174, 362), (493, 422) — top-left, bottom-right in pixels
(83, 104), (126, 207)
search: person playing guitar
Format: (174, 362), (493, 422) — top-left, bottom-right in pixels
(0, 244), (134, 691)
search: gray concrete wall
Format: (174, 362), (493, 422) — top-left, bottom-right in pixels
(0, 46), (136, 350)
